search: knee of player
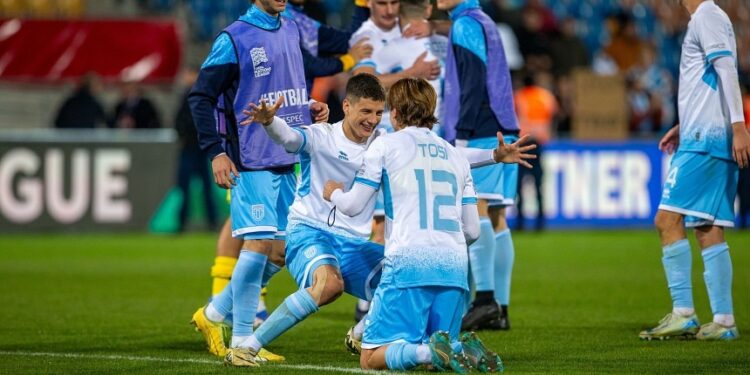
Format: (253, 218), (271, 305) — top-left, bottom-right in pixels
(309, 267), (344, 305)
(654, 211), (680, 233)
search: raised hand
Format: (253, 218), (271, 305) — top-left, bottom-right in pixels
(406, 52), (440, 81)
(658, 124), (680, 155)
(310, 101), (330, 123)
(349, 37), (372, 63)
(323, 180), (344, 202)
(240, 96), (285, 126)
(492, 132), (537, 168)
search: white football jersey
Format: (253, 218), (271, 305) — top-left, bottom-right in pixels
(678, 0), (737, 160)
(350, 19), (403, 73)
(288, 121), (383, 238)
(355, 127), (477, 289)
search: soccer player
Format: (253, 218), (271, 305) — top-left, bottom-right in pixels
(187, 0), (326, 365)
(326, 77), (503, 372)
(202, 0), (369, 330)
(437, 0), (520, 331)
(640, 0), (750, 341)
(231, 74), (534, 364)
(226, 73), (388, 367)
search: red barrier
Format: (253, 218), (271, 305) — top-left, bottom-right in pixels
(0, 19), (181, 83)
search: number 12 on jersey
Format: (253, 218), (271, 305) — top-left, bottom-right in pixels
(414, 169), (460, 232)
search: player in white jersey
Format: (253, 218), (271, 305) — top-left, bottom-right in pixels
(641, 0), (750, 341)
(326, 78), (504, 372)
(225, 74), (533, 363)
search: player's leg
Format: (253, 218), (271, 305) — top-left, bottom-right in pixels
(641, 151), (718, 340)
(338, 239), (384, 354)
(694, 225), (738, 340)
(429, 287), (500, 373)
(211, 218), (241, 296)
(238, 224), (345, 359)
(360, 281), (435, 371)
(463, 137), (504, 331)
(693, 160), (740, 340)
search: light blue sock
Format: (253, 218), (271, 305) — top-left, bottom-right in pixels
(211, 282), (233, 318)
(254, 288), (319, 346)
(493, 229), (515, 306)
(662, 239), (693, 310)
(231, 250), (267, 337)
(385, 342), (420, 371)
(702, 243), (733, 315)
(469, 218), (495, 292)
(261, 261), (282, 287)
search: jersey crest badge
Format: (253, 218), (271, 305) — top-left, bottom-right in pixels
(251, 47), (271, 78)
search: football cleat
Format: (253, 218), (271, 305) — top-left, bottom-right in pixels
(462, 300), (501, 331)
(639, 312), (699, 340)
(345, 326), (362, 355)
(256, 348), (286, 362)
(696, 322), (739, 341)
(484, 305), (510, 331)
(191, 306), (230, 357)
(428, 331), (469, 374)
(224, 347), (259, 367)
(460, 332), (504, 373)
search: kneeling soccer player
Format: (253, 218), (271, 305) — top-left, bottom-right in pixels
(327, 78), (504, 373)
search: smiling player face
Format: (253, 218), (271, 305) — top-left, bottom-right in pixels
(369, 0), (400, 30)
(342, 97), (385, 143)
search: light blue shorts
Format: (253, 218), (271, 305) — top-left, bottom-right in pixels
(659, 151), (739, 228)
(285, 221), (384, 301)
(467, 136), (519, 206)
(230, 170), (296, 240)
(362, 268), (466, 349)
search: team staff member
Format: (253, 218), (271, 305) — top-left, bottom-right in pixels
(187, 0), (327, 366)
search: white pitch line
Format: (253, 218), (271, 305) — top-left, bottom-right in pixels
(0, 351), (377, 374)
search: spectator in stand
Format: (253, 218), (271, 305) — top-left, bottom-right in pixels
(634, 46), (675, 132)
(174, 66), (218, 233)
(626, 73), (660, 136)
(110, 81), (161, 129)
(54, 73), (107, 129)
(514, 5), (552, 73)
(522, 0), (557, 34)
(550, 18), (588, 78)
(604, 13), (646, 72)
(514, 73), (557, 231)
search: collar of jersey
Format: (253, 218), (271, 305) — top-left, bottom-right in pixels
(240, 5), (281, 31)
(449, 0), (480, 21)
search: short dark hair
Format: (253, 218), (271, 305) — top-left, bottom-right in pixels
(400, 0), (428, 17)
(346, 73), (386, 103)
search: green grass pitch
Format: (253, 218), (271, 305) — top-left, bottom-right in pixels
(1, 231), (749, 374)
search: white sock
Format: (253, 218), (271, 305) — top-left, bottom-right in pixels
(672, 307), (695, 317)
(231, 335), (263, 351)
(713, 314), (735, 327)
(415, 345), (431, 364)
(357, 299), (370, 311)
(353, 318), (366, 340)
(205, 303), (225, 322)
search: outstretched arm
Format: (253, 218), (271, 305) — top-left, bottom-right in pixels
(459, 132), (537, 168)
(240, 97), (305, 153)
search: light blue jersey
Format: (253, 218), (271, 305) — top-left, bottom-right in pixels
(677, 1), (737, 160)
(355, 127), (477, 290)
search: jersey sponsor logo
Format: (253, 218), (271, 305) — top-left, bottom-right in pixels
(251, 204), (265, 221)
(250, 47), (271, 78)
(338, 151), (349, 161)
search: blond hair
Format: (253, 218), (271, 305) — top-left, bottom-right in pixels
(387, 77), (438, 129)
